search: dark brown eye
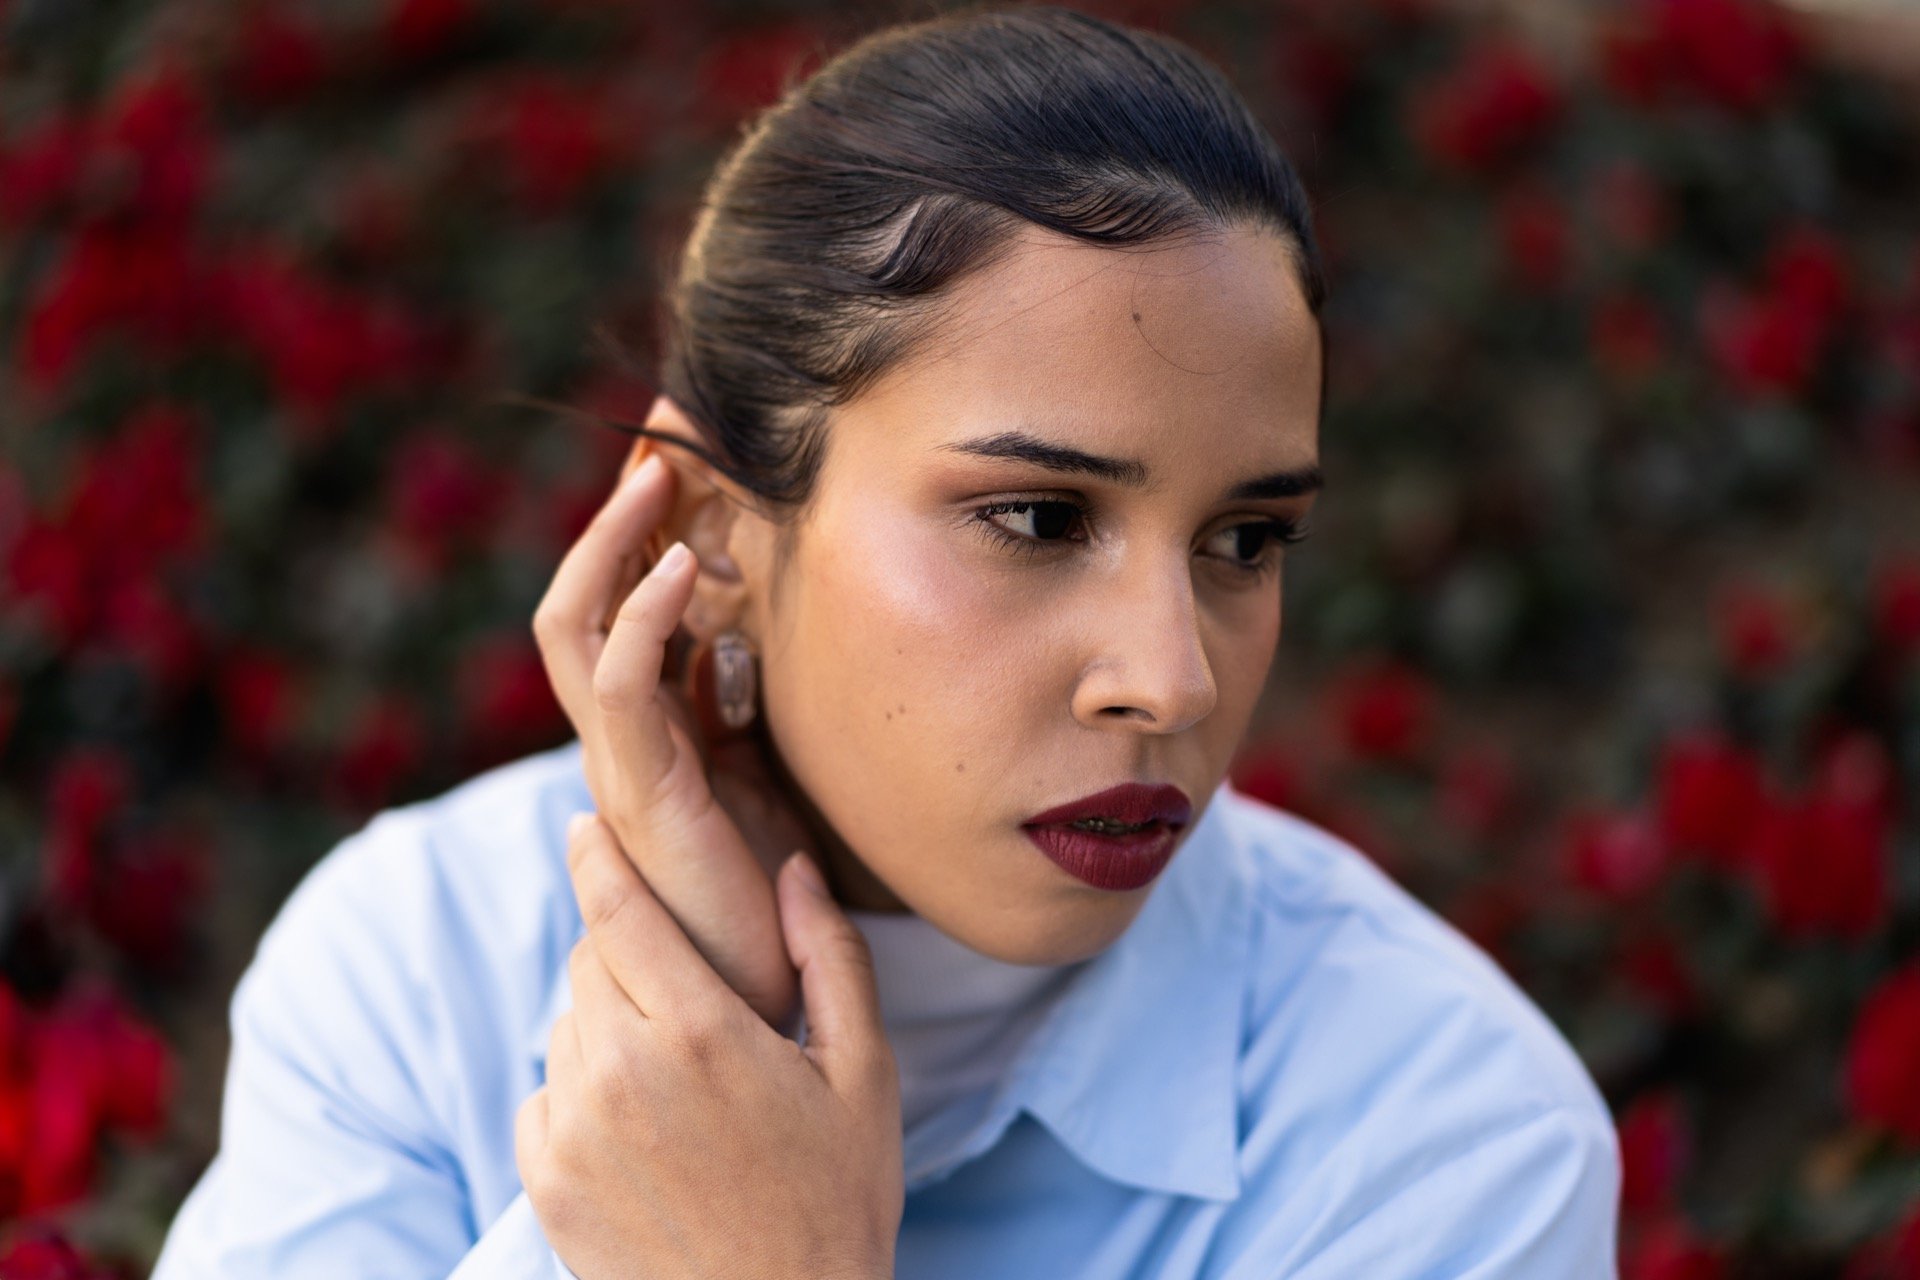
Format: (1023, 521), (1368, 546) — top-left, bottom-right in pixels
(972, 499), (1091, 556)
(1203, 518), (1309, 577)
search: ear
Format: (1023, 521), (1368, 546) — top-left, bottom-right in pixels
(620, 395), (769, 643)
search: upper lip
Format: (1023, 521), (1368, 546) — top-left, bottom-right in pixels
(1024, 783), (1193, 828)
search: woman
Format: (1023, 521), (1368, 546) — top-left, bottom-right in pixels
(152, 6), (1620, 1277)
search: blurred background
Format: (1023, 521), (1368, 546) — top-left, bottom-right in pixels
(2, 0), (1917, 1275)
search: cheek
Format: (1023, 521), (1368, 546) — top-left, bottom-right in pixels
(764, 517), (1048, 796)
(1204, 586), (1283, 744)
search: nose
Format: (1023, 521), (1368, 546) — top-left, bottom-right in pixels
(1070, 558), (1219, 735)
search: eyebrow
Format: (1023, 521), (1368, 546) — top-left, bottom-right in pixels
(937, 430), (1324, 501)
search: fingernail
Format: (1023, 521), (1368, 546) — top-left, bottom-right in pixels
(788, 851), (828, 897)
(622, 453), (665, 494)
(654, 540), (691, 576)
(567, 811), (593, 840)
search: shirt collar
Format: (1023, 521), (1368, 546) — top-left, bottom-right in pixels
(524, 743), (1255, 1204)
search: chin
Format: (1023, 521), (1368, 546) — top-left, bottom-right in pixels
(936, 892), (1141, 967)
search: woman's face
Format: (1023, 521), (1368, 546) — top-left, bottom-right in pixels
(698, 223), (1321, 966)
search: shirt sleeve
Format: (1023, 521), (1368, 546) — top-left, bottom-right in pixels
(1213, 1104), (1621, 1279)
(148, 822), (578, 1280)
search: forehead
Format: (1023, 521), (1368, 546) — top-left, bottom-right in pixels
(833, 223), (1322, 475)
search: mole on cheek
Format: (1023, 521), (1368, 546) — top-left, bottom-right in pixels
(956, 761), (966, 772)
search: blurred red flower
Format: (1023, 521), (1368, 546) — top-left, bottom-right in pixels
(0, 111), (91, 230)
(1623, 1217), (1729, 1280)
(1715, 581), (1802, 679)
(453, 71), (641, 216)
(1767, 225), (1850, 331)
(1747, 777), (1890, 940)
(1271, 27), (1359, 131)
(5, 517), (92, 646)
(1591, 291), (1668, 385)
(1844, 964), (1920, 1145)
(42, 747), (132, 912)
(1618, 1088), (1692, 1216)
(1588, 159), (1674, 256)
(17, 222), (211, 398)
(331, 693), (429, 814)
(384, 0), (475, 62)
(1654, 730), (1765, 871)
(215, 646), (308, 766)
(3, 983), (171, 1216)
(694, 21), (827, 126)
(1331, 656), (1435, 765)
(1229, 742), (1307, 812)
(0, 1226), (119, 1279)
(1496, 179), (1571, 292)
(97, 577), (208, 703)
(454, 633), (571, 772)
(1872, 556), (1920, 659)
(65, 403), (209, 587)
(1619, 934), (1702, 1022)
(1565, 806), (1669, 902)
(84, 826), (210, 980)
(1844, 1198), (1920, 1279)
(1407, 38), (1562, 175)
(227, 7), (331, 107)
(1443, 880), (1537, 973)
(1434, 741), (1518, 842)
(1599, 0), (1802, 114)
(214, 241), (441, 438)
(89, 61), (216, 230)
(383, 432), (511, 574)
(1699, 278), (1830, 401)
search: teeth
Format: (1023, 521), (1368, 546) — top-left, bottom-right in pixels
(1069, 817), (1154, 835)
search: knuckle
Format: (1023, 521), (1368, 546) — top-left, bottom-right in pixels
(525, 1161), (575, 1231)
(578, 876), (641, 937)
(587, 1046), (649, 1120)
(663, 1010), (730, 1072)
(567, 937), (592, 983)
(590, 662), (636, 713)
(829, 930), (879, 981)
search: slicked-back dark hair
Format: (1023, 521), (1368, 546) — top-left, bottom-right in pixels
(628, 3), (1325, 534)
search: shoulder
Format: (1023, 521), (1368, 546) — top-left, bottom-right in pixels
(1206, 787), (1619, 1270)
(234, 740), (590, 1126)
(252, 738), (587, 982)
(1215, 784), (1609, 1124)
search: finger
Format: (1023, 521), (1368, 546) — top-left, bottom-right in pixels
(566, 929), (644, 1057)
(777, 852), (892, 1096)
(545, 997), (579, 1105)
(567, 810), (735, 1023)
(593, 539), (703, 805)
(514, 1084), (551, 1180)
(532, 451), (677, 735)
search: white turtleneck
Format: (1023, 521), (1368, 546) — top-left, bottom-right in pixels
(788, 907), (1088, 1135)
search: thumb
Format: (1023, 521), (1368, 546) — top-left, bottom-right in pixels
(778, 851), (889, 1093)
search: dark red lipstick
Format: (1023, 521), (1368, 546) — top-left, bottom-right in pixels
(1021, 783), (1194, 891)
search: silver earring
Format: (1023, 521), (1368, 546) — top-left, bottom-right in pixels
(712, 628), (758, 730)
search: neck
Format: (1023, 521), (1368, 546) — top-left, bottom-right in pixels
(757, 725), (913, 914)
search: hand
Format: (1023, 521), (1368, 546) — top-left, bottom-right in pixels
(532, 447), (809, 1029)
(513, 797), (903, 1278)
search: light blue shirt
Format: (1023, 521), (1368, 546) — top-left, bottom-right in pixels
(152, 738), (1620, 1278)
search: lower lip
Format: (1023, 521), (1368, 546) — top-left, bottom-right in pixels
(1022, 822), (1180, 891)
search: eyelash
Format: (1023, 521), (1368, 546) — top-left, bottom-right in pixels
(969, 497), (1310, 579)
